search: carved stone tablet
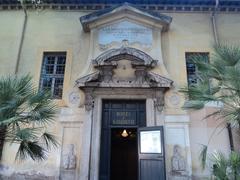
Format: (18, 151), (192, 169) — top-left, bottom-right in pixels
(98, 20), (152, 50)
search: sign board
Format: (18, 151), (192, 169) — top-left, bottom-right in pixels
(140, 130), (162, 153)
(138, 126), (165, 180)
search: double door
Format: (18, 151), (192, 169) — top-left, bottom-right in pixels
(99, 100), (165, 180)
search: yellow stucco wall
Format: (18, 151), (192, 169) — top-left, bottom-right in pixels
(1, 10), (239, 97)
(0, 9), (239, 178)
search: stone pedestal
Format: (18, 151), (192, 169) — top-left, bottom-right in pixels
(60, 169), (76, 180)
(168, 174), (190, 180)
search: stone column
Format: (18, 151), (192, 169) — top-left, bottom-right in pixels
(79, 110), (93, 180)
(89, 97), (102, 180)
(79, 89), (94, 180)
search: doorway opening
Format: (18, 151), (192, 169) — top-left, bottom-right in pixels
(99, 100), (146, 180)
(110, 128), (138, 180)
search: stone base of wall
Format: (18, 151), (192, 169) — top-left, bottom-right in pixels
(0, 173), (56, 180)
(191, 175), (211, 180)
(168, 174), (190, 180)
(0, 164), (58, 180)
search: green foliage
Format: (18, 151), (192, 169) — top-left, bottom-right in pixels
(0, 75), (58, 161)
(199, 144), (208, 170)
(211, 151), (240, 180)
(180, 44), (240, 125)
(180, 44), (240, 175)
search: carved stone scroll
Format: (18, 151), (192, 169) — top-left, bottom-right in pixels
(135, 66), (148, 84)
(99, 65), (115, 83)
(154, 90), (164, 112)
(84, 88), (94, 111)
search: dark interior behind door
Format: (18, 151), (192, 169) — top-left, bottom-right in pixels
(99, 100), (146, 180)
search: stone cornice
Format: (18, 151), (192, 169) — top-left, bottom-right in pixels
(80, 3), (172, 32)
(1, 3), (240, 13)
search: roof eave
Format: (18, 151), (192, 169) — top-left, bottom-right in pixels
(80, 3), (172, 32)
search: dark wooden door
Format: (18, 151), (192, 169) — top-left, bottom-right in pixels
(138, 126), (165, 180)
(99, 100), (146, 180)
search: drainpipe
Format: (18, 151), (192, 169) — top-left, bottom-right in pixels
(227, 123), (234, 151)
(14, 3), (28, 75)
(211, 0), (219, 45)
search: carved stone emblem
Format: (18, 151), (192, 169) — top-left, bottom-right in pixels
(63, 144), (77, 170)
(171, 145), (186, 174)
(169, 94), (180, 106)
(68, 91), (81, 106)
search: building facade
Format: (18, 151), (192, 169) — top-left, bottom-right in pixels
(0, 0), (240, 179)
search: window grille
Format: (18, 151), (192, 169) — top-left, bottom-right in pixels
(185, 52), (209, 86)
(39, 52), (66, 99)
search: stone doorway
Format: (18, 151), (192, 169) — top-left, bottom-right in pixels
(76, 47), (173, 180)
(99, 100), (146, 180)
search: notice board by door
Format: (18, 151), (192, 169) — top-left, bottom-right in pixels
(138, 126), (166, 180)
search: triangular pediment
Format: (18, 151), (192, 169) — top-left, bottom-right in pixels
(80, 3), (172, 32)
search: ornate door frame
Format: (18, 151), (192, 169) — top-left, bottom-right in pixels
(77, 47), (173, 180)
(79, 89), (165, 180)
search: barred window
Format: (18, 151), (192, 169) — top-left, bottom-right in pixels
(185, 52), (209, 86)
(39, 52), (66, 99)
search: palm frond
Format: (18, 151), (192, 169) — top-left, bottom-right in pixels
(14, 128), (40, 141)
(0, 75), (58, 161)
(181, 44), (240, 124)
(213, 44), (240, 67)
(182, 100), (205, 110)
(41, 132), (59, 150)
(210, 152), (228, 179)
(199, 144), (208, 170)
(16, 141), (46, 161)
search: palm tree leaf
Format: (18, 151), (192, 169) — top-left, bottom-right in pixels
(183, 100), (205, 110)
(41, 132), (59, 150)
(199, 144), (208, 170)
(0, 75), (58, 161)
(16, 140), (46, 161)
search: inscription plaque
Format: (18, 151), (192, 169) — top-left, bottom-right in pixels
(98, 21), (152, 49)
(111, 111), (136, 125)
